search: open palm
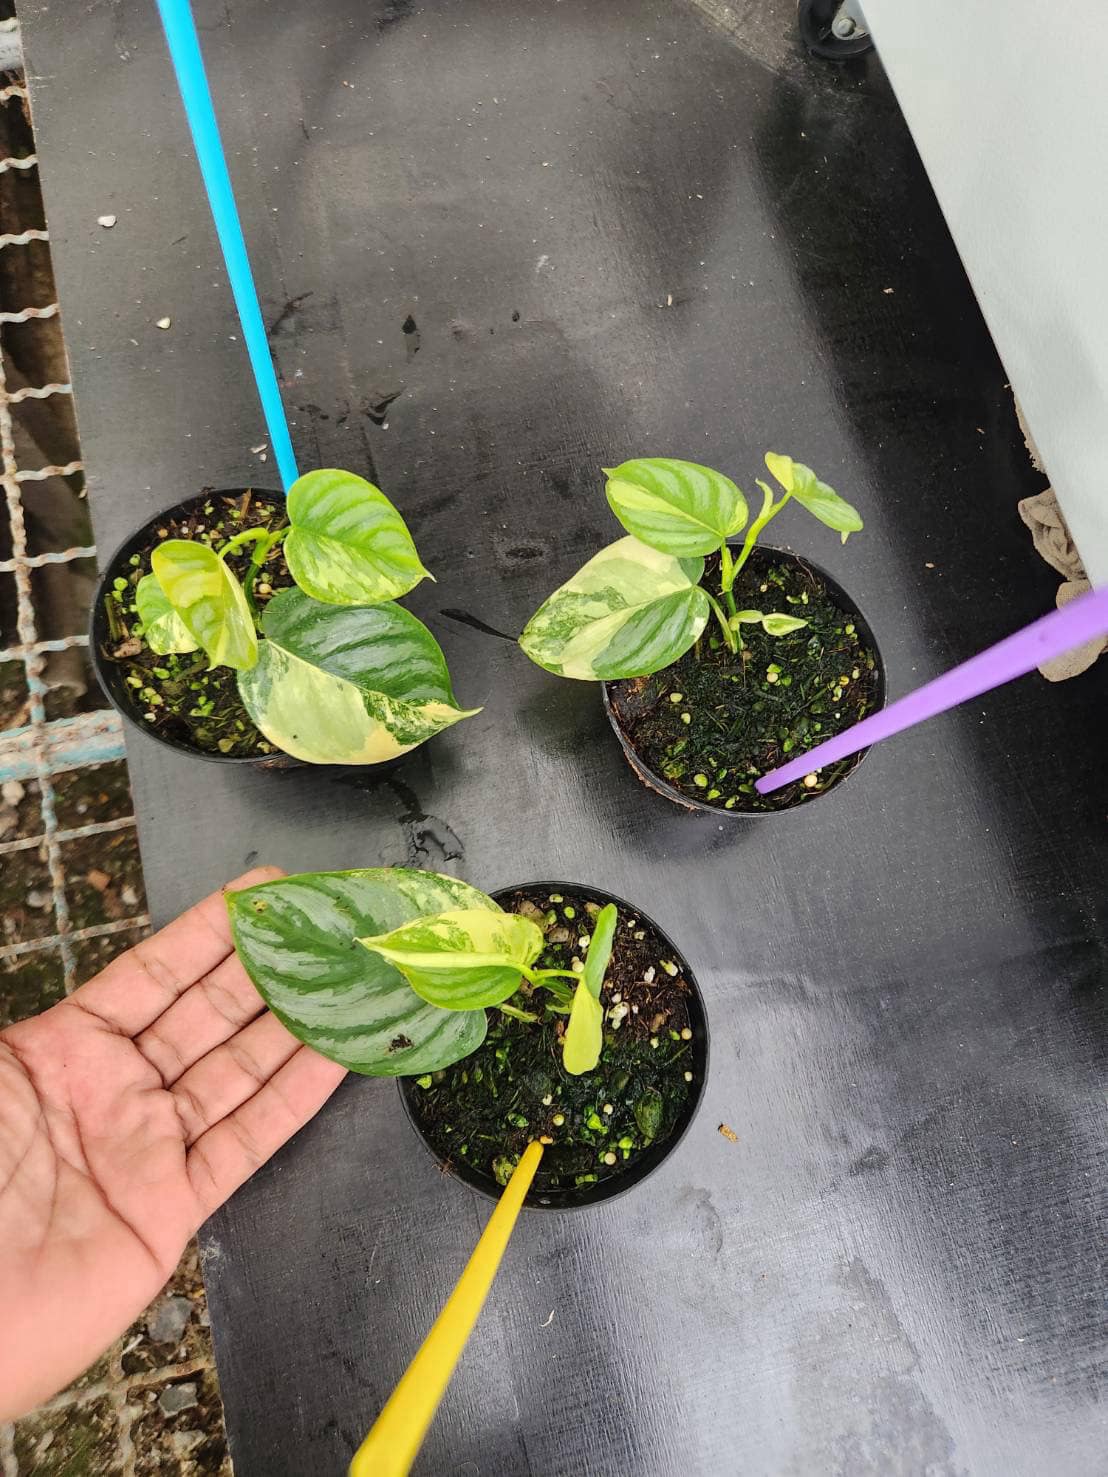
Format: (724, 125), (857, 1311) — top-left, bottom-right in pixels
(0, 867), (346, 1420)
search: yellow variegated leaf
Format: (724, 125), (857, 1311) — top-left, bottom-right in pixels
(236, 589), (478, 765)
(563, 979), (604, 1075)
(151, 539), (258, 670)
(359, 908), (544, 1010)
(285, 468), (431, 605)
(519, 536), (709, 681)
(135, 573), (199, 655)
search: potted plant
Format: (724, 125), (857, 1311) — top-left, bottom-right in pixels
(92, 469), (477, 766)
(227, 868), (707, 1209)
(519, 454), (885, 812)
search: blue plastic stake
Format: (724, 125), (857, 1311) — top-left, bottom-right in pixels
(154, 0), (299, 491)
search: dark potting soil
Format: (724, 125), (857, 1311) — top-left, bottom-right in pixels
(608, 552), (879, 812)
(99, 492), (293, 757)
(404, 887), (697, 1197)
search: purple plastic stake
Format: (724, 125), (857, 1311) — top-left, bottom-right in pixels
(756, 583), (1108, 795)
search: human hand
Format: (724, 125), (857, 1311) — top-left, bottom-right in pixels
(0, 867), (346, 1419)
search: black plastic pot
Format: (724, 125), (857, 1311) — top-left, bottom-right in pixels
(90, 489), (300, 768)
(602, 543), (886, 816)
(399, 881), (709, 1211)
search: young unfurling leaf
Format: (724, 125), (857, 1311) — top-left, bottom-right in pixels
(759, 613), (809, 636)
(605, 457), (748, 557)
(563, 982), (604, 1075)
(150, 539), (257, 670)
(359, 908), (544, 1010)
(764, 453), (863, 543)
(563, 902), (618, 1076)
(134, 573), (199, 655)
(729, 609), (809, 637)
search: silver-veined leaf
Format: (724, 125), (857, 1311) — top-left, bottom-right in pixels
(237, 588), (478, 765)
(359, 908), (543, 1010)
(284, 468), (431, 605)
(226, 869), (497, 1076)
(761, 613), (809, 636)
(519, 537), (709, 681)
(150, 539), (258, 670)
(764, 453), (863, 543)
(563, 981), (603, 1075)
(605, 458), (748, 556)
(134, 573), (198, 655)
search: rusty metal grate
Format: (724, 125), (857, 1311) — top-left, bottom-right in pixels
(0, 74), (143, 992)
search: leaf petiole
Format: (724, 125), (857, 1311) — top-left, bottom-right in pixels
(704, 589), (739, 654)
(497, 1002), (541, 1024)
(731, 482), (790, 582)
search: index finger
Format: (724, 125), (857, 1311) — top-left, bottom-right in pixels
(73, 866), (284, 1036)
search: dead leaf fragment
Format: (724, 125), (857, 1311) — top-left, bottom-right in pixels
(717, 1122), (738, 1143)
(87, 869), (112, 893)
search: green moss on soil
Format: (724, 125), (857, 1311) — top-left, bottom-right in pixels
(404, 887), (698, 1198)
(99, 491), (291, 758)
(608, 550), (879, 813)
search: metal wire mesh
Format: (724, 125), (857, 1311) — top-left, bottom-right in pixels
(0, 77), (144, 992)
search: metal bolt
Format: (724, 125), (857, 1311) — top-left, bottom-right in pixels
(832, 13), (857, 37)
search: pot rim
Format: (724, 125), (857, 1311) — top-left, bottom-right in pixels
(601, 541), (887, 818)
(89, 487), (296, 767)
(397, 879), (710, 1213)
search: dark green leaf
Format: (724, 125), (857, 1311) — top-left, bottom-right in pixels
(634, 1087), (664, 1143)
(227, 869), (497, 1075)
(236, 588), (477, 764)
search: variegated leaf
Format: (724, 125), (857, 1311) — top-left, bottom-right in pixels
(134, 573), (198, 655)
(236, 588), (477, 765)
(227, 869), (498, 1075)
(605, 457), (748, 557)
(764, 453), (863, 543)
(285, 467), (431, 605)
(359, 908), (543, 1010)
(761, 613), (809, 636)
(150, 539), (258, 670)
(519, 536), (709, 681)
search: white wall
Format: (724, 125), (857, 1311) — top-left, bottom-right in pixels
(865, 1), (1108, 585)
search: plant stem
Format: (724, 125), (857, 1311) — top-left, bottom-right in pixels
(497, 1002), (541, 1024)
(241, 524), (289, 619)
(526, 967), (580, 983)
(704, 589), (738, 654)
(718, 543), (738, 619)
(731, 483), (791, 582)
(218, 526), (268, 558)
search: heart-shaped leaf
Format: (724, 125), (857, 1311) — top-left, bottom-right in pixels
(764, 453), (863, 543)
(284, 468), (431, 605)
(563, 981), (603, 1075)
(237, 588), (478, 765)
(605, 457), (748, 557)
(226, 869), (497, 1075)
(761, 613), (809, 636)
(359, 908), (544, 1010)
(134, 573), (199, 655)
(150, 539), (258, 670)
(519, 536), (710, 681)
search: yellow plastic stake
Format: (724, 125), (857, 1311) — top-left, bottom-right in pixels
(348, 1140), (544, 1477)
